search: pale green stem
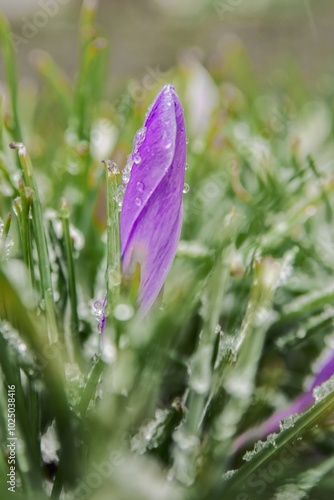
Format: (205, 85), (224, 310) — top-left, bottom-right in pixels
(59, 198), (80, 361)
(213, 259), (281, 452)
(221, 390), (334, 498)
(172, 246), (231, 484)
(10, 143), (58, 344)
(104, 161), (121, 319)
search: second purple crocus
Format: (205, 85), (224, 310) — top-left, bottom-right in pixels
(120, 85), (187, 313)
(233, 349), (334, 453)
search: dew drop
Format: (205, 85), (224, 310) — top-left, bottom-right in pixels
(183, 183), (190, 194)
(102, 338), (116, 364)
(222, 470), (237, 481)
(113, 185), (126, 211)
(135, 197), (142, 207)
(93, 300), (104, 316)
(242, 439), (269, 462)
(122, 162), (132, 181)
(189, 344), (212, 394)
(185, 162), (189, 170)
(313, 375), (334, 402)
(113, 185), (125, 203)
(133, 127), (146, 149)
(122, 170), (131, 185)
(136, 181), (145, 192)
(162, 130), (172, 150)
(133, 153), (141, 164)
(108, 267), (121, 287)
(113, 303), (134, 321)
(242, 450), (254, 462)
(186, 139), (189, 145)
(267, 432), (278, 447)
(69, 225), (85, 251)
(104, 159), (120, 175)
(12, 199), (22, 216)
(279, 413), (299, 431)
(173, 428), (199, 452)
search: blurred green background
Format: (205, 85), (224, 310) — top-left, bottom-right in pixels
(2, 1), (334, 499)
(1, 0), (334, 92)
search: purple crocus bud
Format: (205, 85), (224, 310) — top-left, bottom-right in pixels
(233, 350), (334, 453)
(120, 85), (187, 313)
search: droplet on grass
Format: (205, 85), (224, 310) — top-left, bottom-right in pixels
(188, 344), (212, 394)
(243, 439), (269, 462)
(313, 375), (334, 402)
(113, 303), (134, 321)
(104, 159), (120, 175)
(222, 470), (237, 481)
(279, 413), (299, 431)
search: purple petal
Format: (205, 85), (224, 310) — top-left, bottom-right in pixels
(233, 350), (334, 453)
(120, 85), (186, 312)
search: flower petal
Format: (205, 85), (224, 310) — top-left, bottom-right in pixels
(120, 85), (186, 312)
(233, 350), (334, 453)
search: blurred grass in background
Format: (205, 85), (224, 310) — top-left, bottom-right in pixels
(1, 0), (334, 499)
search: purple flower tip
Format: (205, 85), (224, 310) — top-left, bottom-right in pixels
(233, 349), (334, 453)
(120, 85), (187, 313)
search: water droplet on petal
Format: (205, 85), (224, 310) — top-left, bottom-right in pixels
(122, 171), (130, 184)
(133, 127), (146, 149)
(93, 300), (104, 315)
(136, 181), (145, 192)
(135, 197), (142, 207)
(183, 183), (190, 194)
(133, 153), (141, 164)
(162, 129), (172, 150)
(186, 139), (189, 145)
(122, 157), (133, 185)
(185, 162), (189, 170)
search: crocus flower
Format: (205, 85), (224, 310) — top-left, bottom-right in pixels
(233, 350), (334, 453)
(120, 85), (187, 313)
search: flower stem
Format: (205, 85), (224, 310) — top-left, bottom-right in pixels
(104, 160), (121, 320)
(14, 180), (36, 292)
(3, 212), (12, 237)
(221, 390), (334, 498)
(172, 246), (231, 484)
(10, 142), (58, 344)
(59, 198), (79, 340)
